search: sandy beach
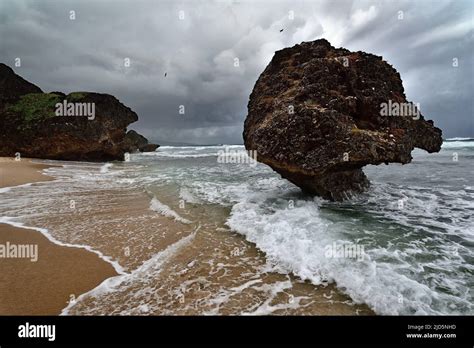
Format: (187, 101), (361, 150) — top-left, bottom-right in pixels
(0, 157), (54, 188)
(0, 158), (118, 315)
(0, 157), (374, 315)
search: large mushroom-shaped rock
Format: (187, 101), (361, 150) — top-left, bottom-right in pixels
(244, 39), (442, 200)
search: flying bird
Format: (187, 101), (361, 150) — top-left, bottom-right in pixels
(164, 72), (167, 77)
(280, 29), (284, 32)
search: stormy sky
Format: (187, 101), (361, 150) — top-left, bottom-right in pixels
(0, 0), (472, 144)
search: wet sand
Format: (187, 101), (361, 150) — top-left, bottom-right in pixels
(0, 158), (118, 315)
(0, 157), (55, 187)
(0, 158), (374, 315)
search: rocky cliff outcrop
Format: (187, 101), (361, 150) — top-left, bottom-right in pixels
(0, 63), (43, 109)
(244, 39), (442, 200)
(0, 63), (158, 161)
(123, 130), (159, 153)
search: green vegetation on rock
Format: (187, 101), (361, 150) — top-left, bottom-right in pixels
(7, 93), (61, 126)
(66, 92), (88, 101)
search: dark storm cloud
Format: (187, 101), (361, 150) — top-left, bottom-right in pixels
(0, 0), (472, 144)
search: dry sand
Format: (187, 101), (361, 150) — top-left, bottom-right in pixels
(0, 158), (118, 315)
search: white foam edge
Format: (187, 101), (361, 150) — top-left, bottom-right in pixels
(60, 225), (200, 315)
(0, 182), (33, 193)
(99, 163), (113, 173)
(149, 196), (192, 224)
(0, 216), (126, 276)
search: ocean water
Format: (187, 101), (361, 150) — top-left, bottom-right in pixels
(0, 139), (472, 315)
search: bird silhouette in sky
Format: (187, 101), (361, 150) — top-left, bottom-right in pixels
(280, 28), (284, 32)
(164, 72), (167, 77)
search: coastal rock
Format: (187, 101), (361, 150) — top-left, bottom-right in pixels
(0, 63), (158, 161)
(0, 63), (42, 109)
(243, 39), (443, 200)
(139, 143), (160, 152)
(123, 130), (159, 153)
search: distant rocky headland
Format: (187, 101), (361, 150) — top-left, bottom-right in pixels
(244, 39), (442, 201)
(0, 63), (158, 161)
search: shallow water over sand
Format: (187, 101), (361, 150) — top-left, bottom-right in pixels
(0, 139), (472, 315)
(0, 159), (370, 315)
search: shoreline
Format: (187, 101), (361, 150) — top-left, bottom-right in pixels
(0, 157), (374, 315)
(0, 158), (119, 315)
(0, 157), (55, 188)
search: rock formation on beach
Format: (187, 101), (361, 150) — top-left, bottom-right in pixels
(244, 39), (442, 200)
(0, 63), (158, 161)
(123, 130), (159, 153)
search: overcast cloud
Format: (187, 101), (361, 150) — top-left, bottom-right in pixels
(0, 0), (472, 144)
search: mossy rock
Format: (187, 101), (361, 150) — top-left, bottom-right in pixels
(6, 93), (61, 127)
(66, 92), (88, 102)
(5, 92), (91, 130)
